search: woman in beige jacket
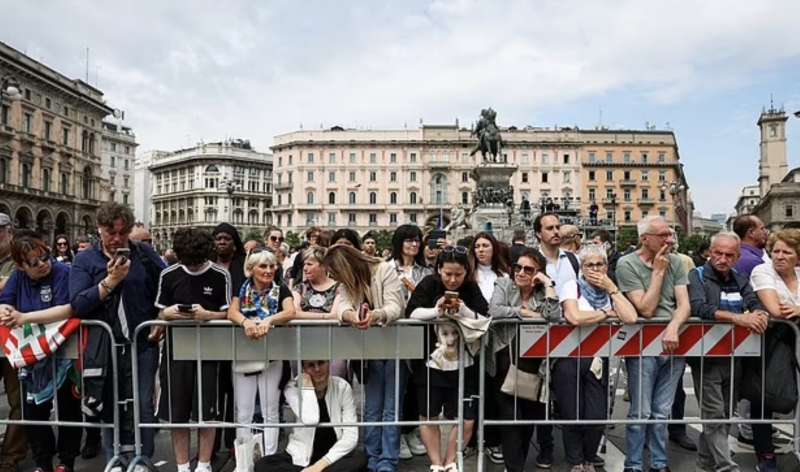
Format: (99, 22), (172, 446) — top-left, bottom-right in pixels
(323, 244), (406, 472)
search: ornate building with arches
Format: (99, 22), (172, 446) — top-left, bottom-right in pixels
(148, 139), (273, 250)
(0, 41), (113, 243)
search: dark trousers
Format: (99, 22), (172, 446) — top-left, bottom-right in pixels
(668, 381), (687, 437)
(497, 392), (551, 472)
(750, 396), (775, 456)
(482, 373), (503, 448)
(401, 363), (418, 435)
(23, 381), (82, 471)
(551, 358), (606, 466)
(0, 358), (27, 466)
(213, 361), (236, 452)
(255, 450), (368, 472)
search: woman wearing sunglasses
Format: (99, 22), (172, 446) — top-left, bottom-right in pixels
(487, 247), (559, 472)
(323, 244), (405, 472)
(555, 243), (637, 472)
(406, 245), (488, 472)
(227, 249), (296, 459)
(0, 230), (80, 472)
(53, 234), (74, 265)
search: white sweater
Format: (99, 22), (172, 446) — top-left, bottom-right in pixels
(284, 376), (359, 467)
(476, 264), (498, 303)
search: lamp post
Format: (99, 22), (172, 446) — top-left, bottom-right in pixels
(221, 176), (241, 224)
(0, 75), (22, 128)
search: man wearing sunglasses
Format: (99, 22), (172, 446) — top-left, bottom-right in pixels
(255, 359), (366, 472)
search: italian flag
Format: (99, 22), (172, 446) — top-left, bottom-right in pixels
(0, 318), (81, 369)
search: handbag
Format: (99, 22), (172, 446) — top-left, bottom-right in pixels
(234, 432), (264, 472)
(500, 347), (542, 402)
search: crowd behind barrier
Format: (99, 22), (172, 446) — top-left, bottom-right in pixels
(1, 205), (800, 472)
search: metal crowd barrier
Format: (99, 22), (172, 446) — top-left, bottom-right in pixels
(477, 317), (800, 471)
(0, 319), (123, 472)
(126, 319), (472, 472)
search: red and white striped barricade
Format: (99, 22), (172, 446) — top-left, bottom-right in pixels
(519, 322), (762, 358)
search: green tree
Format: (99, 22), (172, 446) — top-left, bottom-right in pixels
(679, 234), (708, 256)
(285, 231), (302, 250)
(242, 229), (263, 243)
(616, 227), (639, 251)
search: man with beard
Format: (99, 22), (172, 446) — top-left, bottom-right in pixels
(0, 213), (27, 472)
(211, 223), (247, 464)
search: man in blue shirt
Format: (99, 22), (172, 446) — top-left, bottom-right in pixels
(69, 203), (164, 466)
(732, 214), (770, 278)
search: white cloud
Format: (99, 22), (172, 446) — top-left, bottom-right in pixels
(4, 0), (800, 214)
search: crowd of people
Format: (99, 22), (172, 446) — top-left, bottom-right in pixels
(0, 203), (797, 472)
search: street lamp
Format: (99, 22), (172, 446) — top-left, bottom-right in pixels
(221, 176), (241, 224)
(660, 181), (686, 229)
(0, 75), (22, 126)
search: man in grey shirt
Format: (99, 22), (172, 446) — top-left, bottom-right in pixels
(616, 216), (691, 472)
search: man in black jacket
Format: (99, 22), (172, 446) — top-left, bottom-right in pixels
(687, 231), (768, 472)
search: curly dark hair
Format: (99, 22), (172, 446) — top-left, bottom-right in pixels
(470, 231), (508, 276)
(172, 228), (214, 266)
(96, 202), (135, 232)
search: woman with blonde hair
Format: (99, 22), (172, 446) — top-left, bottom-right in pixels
(323, 244), (405, 472)
(227, 249), (295, 458)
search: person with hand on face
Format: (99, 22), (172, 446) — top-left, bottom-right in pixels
(687, 232), (768, 472)
(616, 216), (690, 472)
(154, 228), (231, 472)
(488, 247), (560, 472)
(406, 246), (488, 472)
(227, 249), (295, 457)
(556, 244), (638, 472)
(69, 203), (165, 465)
(324, 244), (405, 472)
(0, 230), (79, 472)
(255, 359), (367, 472)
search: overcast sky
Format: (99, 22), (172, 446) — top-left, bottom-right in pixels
(5, 0), (800, 216)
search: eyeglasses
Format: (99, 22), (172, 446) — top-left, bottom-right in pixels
(583, 262), (607, 270)
(24, 251), (51, 268)
(269, 236), (285, 243)
(512, 263), (537, 276)
(442, 245), (468, 255)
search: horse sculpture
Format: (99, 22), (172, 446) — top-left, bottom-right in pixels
(470, 108), (504, 163)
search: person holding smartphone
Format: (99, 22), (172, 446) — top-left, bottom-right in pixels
(155, 228), (231, 472)
(406, 246), (488, 472)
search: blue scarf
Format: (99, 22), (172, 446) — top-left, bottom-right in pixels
(577, 276), (610, 310)
(238, 279), (281, 320)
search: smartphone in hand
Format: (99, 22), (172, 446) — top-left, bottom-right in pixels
(358, 303), (370, 321)
(114, 247), (131, 265)
(177, 304), (194, 314)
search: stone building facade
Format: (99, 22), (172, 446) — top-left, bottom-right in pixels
(0, 40), (113, 242)
(270, 125), (688, 234)
(754, 168), (800, 231)
(148, 139), (273, 249)
(100, 120), (138, 206)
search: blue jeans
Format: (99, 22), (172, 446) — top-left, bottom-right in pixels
(624, 356), (686, 471)
(103, 344), (159, 462)
(364, 360), (405, 472)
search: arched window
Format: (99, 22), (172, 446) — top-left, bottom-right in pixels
(349, 192), (356, 204)
(205, 165), (220, 173)
(390, 192), (397, 205)
(410, 192), (417, 204)
(369, 192), (377, 205)
(307, 192), (315, 204)
(328, 192), (336, 205)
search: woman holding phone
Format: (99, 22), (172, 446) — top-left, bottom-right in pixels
(324, 244), (406, 472)
(227, 249), (295, 458)
(406, 246), (488, 472)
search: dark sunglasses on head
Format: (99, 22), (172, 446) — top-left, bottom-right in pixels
(512, 263), (538, 276)
(442, 245), (468, 255)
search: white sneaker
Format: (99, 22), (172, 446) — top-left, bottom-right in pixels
(406, 430), (427, 455)
(399, 434), (413, 460)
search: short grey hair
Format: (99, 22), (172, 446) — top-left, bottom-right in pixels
(578, 243), (608, 265)
(637, 215), (667, 237)
(244, 250), (278, 277)
(710, 231), (740, 249)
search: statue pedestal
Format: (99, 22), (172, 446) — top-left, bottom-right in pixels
(469, 162), (518, 240)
